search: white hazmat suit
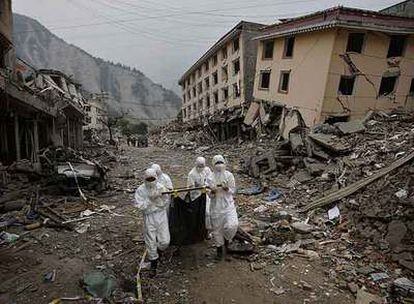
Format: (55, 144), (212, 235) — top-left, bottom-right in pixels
(187, 157), (213, 229)
(207, 155), (239, 247)
(134, 168), (170, 261)
(151, 164), (173, 190)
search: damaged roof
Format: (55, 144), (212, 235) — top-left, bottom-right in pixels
(256, 6), (414, 41)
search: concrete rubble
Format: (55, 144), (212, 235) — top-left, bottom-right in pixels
(1, 109), (413, 303)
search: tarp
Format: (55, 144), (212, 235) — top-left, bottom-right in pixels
(168, 193), (208, 246)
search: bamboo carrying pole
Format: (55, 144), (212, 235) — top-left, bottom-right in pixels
(136, 249), (148, 303)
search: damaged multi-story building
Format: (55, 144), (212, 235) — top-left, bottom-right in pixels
(84, 92), (109, 131)
(178, 21), (265, 140)
(252, 6), (414, 126)
(0, 0), (86, 166)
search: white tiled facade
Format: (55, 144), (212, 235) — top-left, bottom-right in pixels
(179, 22), (264, 122)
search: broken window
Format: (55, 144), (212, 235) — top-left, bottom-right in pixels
(197, 68), (201, 79)
(205, 77), (210, 89)
(233, 59), (240, 75)
(182, 95), (186, 104)
(259, 70), (271, 89)
(279, 70), (290, 93)
(187, 91), (191, 100)
(233, 37), (240, 52)
(222, 87), (229, 101)
(263, 40), (274, 59)
(206, 94), (211, 108)
(387, 35), (406, 58)
(212, 71), (218, 85)
(183, 108), (186, 118)
(338, 75), (356, 95)
(212, 54), (218, 66)
(283, 36), (295, 58)
(233, 83), (240, 98)
(193, 87), (196, 97)
(198, 82), (202, 94)
(221, 65), (228, 82)
(379, 76), (398, 96)
(222, 47), (228, 60)
(346, 33), (365, 53)
(214, 91), (219, 104)
(409, 78), (414, 96)
(204, 62), (209, 72)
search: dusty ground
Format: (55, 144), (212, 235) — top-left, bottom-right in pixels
(0, 145), (354, 304)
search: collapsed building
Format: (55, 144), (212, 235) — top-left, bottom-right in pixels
(0, 0), (87, 167)
(177, 5), (414, 142)
(253, 6), (414, 127)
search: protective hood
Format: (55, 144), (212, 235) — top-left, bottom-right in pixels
(151, 164), (162, 177)
(195, 156), (206, 172)
(144, 168), (157, 188)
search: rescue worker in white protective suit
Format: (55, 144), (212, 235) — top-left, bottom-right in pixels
(207, 155), (239, 260)
(187, 157), (213, 231)
(151, 164), (173, 213)
(134, 168), (170, 276)
(151, 164), (173, 191)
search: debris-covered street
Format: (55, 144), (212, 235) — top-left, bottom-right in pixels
(1, 111), (413, 303)
(1, 1), (414, 303)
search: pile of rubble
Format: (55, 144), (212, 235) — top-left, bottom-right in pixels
(149, 119), (216, 149)
(226, 110), (414, 302)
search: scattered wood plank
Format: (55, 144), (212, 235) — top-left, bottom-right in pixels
(301, 150), (414, 212)
(136, 249), (148, 303)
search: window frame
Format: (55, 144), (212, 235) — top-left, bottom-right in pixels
(378, 75), (398, 96)
(338, 75), (356, 95)
(222, 87), (229, 101)
(233, 58), (240, 75)
(233, 83), (240, 98)
(262, 40), (275, 60)
(233, 37), (240, 53)
(212, 71), (218, 85)
(283, 36), (295, 58)
(259, 70), (271, 90)
(387, 35), (407, 58)
(346, 32), (365, 54)
(278, 70), (291, 93)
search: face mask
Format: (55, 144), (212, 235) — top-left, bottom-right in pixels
(196, 165), (204, 172)
(145, 179), (157, 188)
(215, 163), (225, 172)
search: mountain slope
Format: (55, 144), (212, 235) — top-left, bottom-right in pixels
(12, 13), (181, 123)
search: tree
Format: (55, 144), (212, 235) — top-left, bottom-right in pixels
(98, 112), (126, 145)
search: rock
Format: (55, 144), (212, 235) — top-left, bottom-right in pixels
(291, 222), (314, 234)
(386, 220), (407, 249)
(398, 259), (414, 271)
(355, 288), (382, 304)
(357, 266), (375, 275)
(395, 189), (408, 199)
(347, 282), (358, 294)
(271, 211), (292, 222)
(300, 280), (313, 291)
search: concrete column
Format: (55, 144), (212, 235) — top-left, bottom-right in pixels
(14, 114), (21, 161)
(33, 119), (39, 160)
(67, 118), (71, 148)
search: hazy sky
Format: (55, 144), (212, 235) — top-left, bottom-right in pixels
(13, 0), (400, 94)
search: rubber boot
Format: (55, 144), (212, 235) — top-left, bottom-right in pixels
(224, 240), (232, 261)
(150, 259), (158, 278)
(215, 246), (224, 261)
